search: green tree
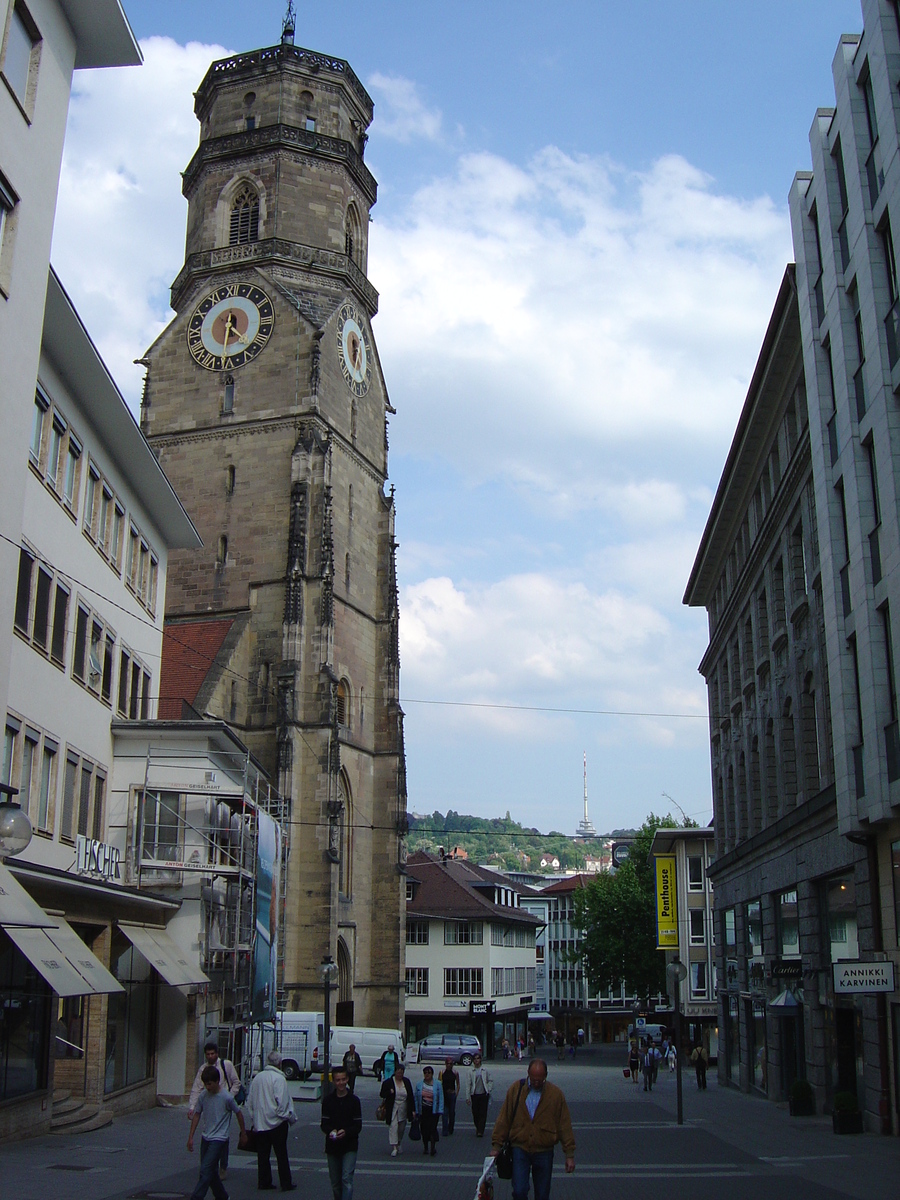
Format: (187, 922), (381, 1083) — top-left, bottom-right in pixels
(574, 812), (694, 999)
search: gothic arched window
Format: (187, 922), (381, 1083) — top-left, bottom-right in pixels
(229, 185), (260, 245)
(336, 679), (349, 727)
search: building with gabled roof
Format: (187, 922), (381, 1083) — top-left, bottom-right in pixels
(404, 850), (540, 1055)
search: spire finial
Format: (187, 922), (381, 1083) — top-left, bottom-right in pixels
(282, 0), (296, 45)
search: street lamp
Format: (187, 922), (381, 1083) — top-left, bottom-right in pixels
(319, 954), (338, 1100)
(0, 784), (32, 861)
(666, 958), (688, 1126)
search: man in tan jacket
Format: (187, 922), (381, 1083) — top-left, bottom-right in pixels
(490, 1059), (575, 1200)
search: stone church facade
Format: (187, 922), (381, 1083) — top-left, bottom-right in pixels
(140, 31), (406, 1027)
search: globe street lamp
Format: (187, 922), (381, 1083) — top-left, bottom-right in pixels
(319, 954), (338, 1100)
(0, 784), (32, 861)
(666, 958), (688, 1126)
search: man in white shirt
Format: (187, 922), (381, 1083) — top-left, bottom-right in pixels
(465, 1053), (493, 1137)
(247, 1050), (297, 1192)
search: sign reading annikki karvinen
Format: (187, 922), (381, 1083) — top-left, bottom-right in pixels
(833, 961), (896, 993)
(655, 856), (678, 949)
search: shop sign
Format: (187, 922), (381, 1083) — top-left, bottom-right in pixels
(518, 995), (533, 1005)
(444, 1000), (467, 1009)
(655, 856), (678, 948)
(833, 961), (895, 994)
(75, 835), (121, 880)
(470, 1000), (495, 1015)
(771, 960), (803, 980)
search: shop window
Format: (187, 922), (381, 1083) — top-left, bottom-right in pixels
(824, 875), (858, 962)
(104, 930), (156, 1093)
(0, 931), (50, 1100)
(55, 994), (84, 1059)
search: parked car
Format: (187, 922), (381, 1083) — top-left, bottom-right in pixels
(413, 1033), (481, 1065)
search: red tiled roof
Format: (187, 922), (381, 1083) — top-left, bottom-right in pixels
(540, 874), (592, 895)
(406, 851), (540, 925)
(158, 617), (235, 719)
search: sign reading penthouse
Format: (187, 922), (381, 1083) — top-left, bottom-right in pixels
(655, 856), (678, 948)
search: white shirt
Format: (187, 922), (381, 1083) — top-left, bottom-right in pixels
(248, 1065), (296, 1131)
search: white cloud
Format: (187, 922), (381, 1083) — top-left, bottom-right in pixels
(52, 37), (230, 403)
(368, 72), (442, 142)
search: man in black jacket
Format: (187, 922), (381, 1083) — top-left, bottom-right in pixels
(321, 1066), (362, 1200)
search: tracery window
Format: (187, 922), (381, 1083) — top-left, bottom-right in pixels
(229, 185), (259, 245)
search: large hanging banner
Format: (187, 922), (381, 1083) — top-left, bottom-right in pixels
(252, 811), (280, 1021)
(655, 856), (679, 949)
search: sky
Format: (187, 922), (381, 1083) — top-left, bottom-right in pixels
(51, 0), (865, 835)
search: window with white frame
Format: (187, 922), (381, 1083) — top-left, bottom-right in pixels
(515, 926), (527, 947)
(14, 546), (69, 668)
(0, 168), (17, 295)
(444, 920), (483, 945)
(504, 967), (514, 994)
(690, 960), (708, 998)
(515, 966), (526, 992)
(444, 967), (482, 997)
(405, 968), (428, 996)
(29, 388), (83, 515)
(526, 967), (535, 991)
(491, 967), (503, 995)
(117, 646), (151, 720)
(125, 522), (159, 614)
(690, 908), (705, 945)
(83, 462), (126, 574)
(688, 856), (704, 891)
(406, 920), (429, 944)
(139, 789), (181, 863)
(71, 601), (115, 704)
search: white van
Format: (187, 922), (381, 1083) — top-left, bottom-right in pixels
(246, 1012), (325, 1080)
(330, 1026), (405, 1078)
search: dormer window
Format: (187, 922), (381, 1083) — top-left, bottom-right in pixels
(229, 185), (259, 245)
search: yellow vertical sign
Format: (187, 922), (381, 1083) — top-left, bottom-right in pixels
(656, 856), (678, 949)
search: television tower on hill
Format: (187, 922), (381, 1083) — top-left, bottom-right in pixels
(575, 752), (598, 838)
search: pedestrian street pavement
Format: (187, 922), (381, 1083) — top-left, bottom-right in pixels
(3, 1055), (899, 1200)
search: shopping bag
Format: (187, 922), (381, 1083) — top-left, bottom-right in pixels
(623, 1068), (630, 1078)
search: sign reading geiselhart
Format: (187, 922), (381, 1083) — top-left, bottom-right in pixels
(655, 856), (678, 949)
(833, 961), (896, 994)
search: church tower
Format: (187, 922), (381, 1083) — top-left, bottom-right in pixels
(141, 16), (406, 1026)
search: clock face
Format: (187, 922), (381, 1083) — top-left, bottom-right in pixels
(187, 283), (275, 371)
(336, 302), (371, 396)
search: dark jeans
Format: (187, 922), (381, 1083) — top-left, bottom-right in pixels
(696, 1060), (707, 1089)
(327, 1149), (357, 1200)
(191, 1137), (228, 1200)
(511, 1145), (553, 1200)
(420, 1106), (438, 1150)
(346, 1073), (358, 1093)
(255, 1119), (292, 1189)
(471, 1091), (489, 1135)
(442, 1091), (457, 1135)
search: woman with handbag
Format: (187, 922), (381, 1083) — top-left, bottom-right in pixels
(380, 1061), (414, 1157)
(414, 1065), (443, 1156)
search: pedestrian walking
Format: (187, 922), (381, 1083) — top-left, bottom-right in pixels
(490, 1058), (575, 1200)
(465, 1052), (494, 1137)
(641, 1046), (654, 1092)
(440, 1056), (460, 1136)
(414, 1064), (443, 1156)
(188, 1042), (241, 1180)
(527, 1033), (536, 1057)
(667, 1044), (677, 1073)
(380, 1061), (415, 1156)
(342, 1044), (363, 1093)
(650, 1042), (660, 1086)
(377, 1043), (400, 1082)
(246, 1049), (298, 1192)
(691, 1042), (708, 1090)
(627, 1041), (640, 1087)
(321, 1065), (362, 1200)
(187, 1064), (247, 1200)
(554, 1032), (565, 1062)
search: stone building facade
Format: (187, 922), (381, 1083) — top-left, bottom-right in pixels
(141, 31), (406, 1029)
(685, 268), (876, 1117)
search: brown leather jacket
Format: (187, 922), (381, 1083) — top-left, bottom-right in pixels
(490, 1079), (575, 1157)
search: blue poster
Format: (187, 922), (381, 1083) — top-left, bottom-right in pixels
(252, 811), (280, 1021)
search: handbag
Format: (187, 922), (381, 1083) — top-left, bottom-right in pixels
(495, 1082), (525, 1181)
(408, 1114), (421, 1142)
(376, 1102), (386, 1122)
(235, 1084), (247, 1105)
(237, 1128), (258, 1153)
(623, 1068), (630, 1079)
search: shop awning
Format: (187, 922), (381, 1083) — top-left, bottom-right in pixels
(768, 989), (801, 1013)
(118, 922), (210, 987)
(4, 922), (124, 996)
(0, 863), (124, 996)
(0, 861), (59, 927)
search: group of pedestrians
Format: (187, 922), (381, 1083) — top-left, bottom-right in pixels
(627, 1035), (709, 1093)
(186, 1041), (577, 1200)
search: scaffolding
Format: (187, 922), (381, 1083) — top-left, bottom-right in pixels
(133, 741), (288, 1070)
